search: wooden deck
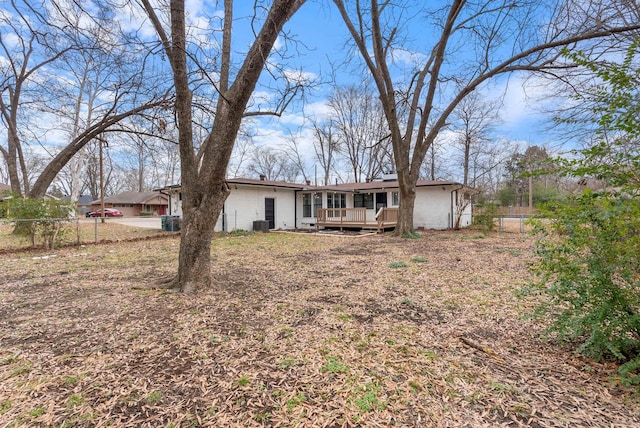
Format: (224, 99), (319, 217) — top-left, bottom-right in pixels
(316, 207), (398, 233)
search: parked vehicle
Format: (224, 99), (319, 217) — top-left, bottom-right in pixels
(85, 208), (124, 218)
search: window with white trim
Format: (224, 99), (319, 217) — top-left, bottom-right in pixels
(327, 193), (346, 209)
(303, 193), (312, 217)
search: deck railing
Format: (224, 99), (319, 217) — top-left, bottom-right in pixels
(317, 207), (367, 224)
(316, 207), (398, 232)
(376, 207), (398, 230)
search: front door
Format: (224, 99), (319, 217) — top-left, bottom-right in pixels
(265, 198), (275, 229)
(375, 192), (387, 210)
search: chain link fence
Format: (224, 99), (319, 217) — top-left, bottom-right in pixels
(0, 216), (168, 252)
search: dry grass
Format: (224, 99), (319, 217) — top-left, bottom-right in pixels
(0, 219), (165, 252)
(1, 229), (639, 427)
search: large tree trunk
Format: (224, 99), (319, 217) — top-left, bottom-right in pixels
(6, 132), (23, 196)
(175, 181), (229, 293)
(394, 171), (417, 236)
(141, 0), (305, 293)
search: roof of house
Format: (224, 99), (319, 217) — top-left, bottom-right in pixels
(77, 195), (94, 205)
(157, 177), (306, 192)
(158, 177), (471, 193)
(90, 191), (168, 205)
(229, 177), (306, 189)
(310, 179), (464, 192)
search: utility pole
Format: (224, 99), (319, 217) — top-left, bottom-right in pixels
(97, 136), (108, 224)
(528, 150), (533, 211)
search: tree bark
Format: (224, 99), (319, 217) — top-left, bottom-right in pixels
(175, 181), (229, 293)
(395, 170), (417, 235)
(334, 0), (640, 237)
(143, 0), (306, 293)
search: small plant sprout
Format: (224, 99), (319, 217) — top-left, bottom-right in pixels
(66, 394), (84, 408)
(234, 376), (250, 387)
(286, 393), (307, 411)
(353, 382), (385, 413)
(278, 358), (298, 369)
(411, 256), (428, 263)
(388, 261), (408, 268)
(145, 391), (162, 405)
(321, 356), (350, 374)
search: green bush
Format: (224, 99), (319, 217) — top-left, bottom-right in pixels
(473, 203), (497, 232)
(527, 40), (640, 386)
(2, 196), (75, 249)
(529, 190), (640, 384)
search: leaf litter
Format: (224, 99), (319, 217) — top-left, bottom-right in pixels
(1, 229), (639, 427)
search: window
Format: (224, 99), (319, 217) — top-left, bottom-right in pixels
(392, 191), (400, 206)
(314, 193), (322, 216)
(327, 193), (346, 209)
(353, 193), (374, 209)
(303, 193), (312, 217)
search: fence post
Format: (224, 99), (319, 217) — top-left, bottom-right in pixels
(94, 217), (98, 244)
(520, 214), (525, 234)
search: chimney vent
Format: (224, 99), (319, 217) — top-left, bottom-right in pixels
(259, 174), (266, 181)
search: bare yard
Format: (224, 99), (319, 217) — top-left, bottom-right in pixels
(1, 230), (639, 427)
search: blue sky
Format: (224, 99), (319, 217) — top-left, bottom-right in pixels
(236, 1), (555, 152)
(0, 0), (559, 187)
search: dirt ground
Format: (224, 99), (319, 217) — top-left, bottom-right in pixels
(1, 229), (639, 427)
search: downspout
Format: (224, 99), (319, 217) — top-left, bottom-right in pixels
(294, 189), (298, 229)
(222, 204), (226, 232)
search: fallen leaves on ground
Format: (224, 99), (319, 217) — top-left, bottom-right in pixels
(1, 230), (638, 427)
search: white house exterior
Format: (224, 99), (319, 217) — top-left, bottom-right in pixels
(159, 176), (473, 232)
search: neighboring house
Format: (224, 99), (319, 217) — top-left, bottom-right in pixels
(76, 195), (94, 216)
(60, 194), (93, 216)
(89, 191), (169, 216)
(159, 175), (473, 232)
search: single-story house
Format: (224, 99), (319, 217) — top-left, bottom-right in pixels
(89, 191), (169, 216)
(71, 195), (95, 216)
(159, 175), (473, 232)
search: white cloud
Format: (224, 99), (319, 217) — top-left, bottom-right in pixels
(390, 47), (427, 67)
(283, 69), (317, 85)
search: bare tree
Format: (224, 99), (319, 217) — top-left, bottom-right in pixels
(0, 1), (71, 195)
(329, 85), (391, 182)
(450, 92), (500, 187)
(333, 0), (640, 235)
(140, 0), (306, 292)
(248, 145), (297, 182)
(28, 1), (172, 199)
(311, 118), (340, 185)
(228, 134), (255, 178)
(282, 132), (309, 183)
(0, 1), (173, 200)
(420, 136), (448, 181)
